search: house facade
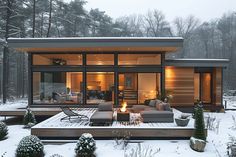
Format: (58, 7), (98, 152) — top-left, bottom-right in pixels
(8, 37), (228, 111)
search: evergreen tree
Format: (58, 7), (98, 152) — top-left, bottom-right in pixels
(23, 108), (36, 127)
(193, 103), (206, 141)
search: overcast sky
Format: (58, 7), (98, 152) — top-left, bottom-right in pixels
(70, 0), (236, 22)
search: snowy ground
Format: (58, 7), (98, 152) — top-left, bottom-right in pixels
(0, 111), (235, 156)
(0, 97), (236, 157)
(0, 99), (27, 109)
(223, 90), (236, 110)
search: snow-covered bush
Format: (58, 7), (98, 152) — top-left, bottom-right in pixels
(112, 130), (131, 150)
(205, 114), (221, 134)
(193, 104), (206, 141)
(227, 135), (236, 156)
(230, 115), (236, 130)
(125, 143), (160, 157)
(16, 135), (44, 157)
(23, 108), (36, 128)
(75, 133), (96, 157)
(190, 103), (206, 152)
(0, 122), (8, 140)
(50, 154), (63, 157)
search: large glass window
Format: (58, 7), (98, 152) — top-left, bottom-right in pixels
(194, 73), (212, 104)
(87, 54), (114, 65)
(119, 73), (161, 105)
(118, 54), (161, 65)
(33, 54), (82, 65)
(33, 72), (83, 104)
(86, 72), (114, 104)
(201, 73), (211, 103)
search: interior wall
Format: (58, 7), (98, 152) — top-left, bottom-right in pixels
(33, 55), (51, 65)
(87, 73), (114, 91)
(165, 67), (194, 106)
(138, 73), (157, 103)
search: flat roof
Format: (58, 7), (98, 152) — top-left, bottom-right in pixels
(165, 58), (229, 67)
(8, 37), (183, 53)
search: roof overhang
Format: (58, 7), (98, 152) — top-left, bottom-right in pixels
(165, 58), (229, 68)
(8, 37), (183, 53)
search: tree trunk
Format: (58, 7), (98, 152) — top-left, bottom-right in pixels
(2, 0), (12, 103)
(32, 0), (36, 37)
(46, 0), (53, 37)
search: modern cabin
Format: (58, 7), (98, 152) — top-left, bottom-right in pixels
(8, 37), (228, 112)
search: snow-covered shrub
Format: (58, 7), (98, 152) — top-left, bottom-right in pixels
(0, 122), (8, 140)
(23, 108), (36, 128)
(1, 152), (6, 157)
(227, 135), (236, 156)
(112, 130), (131, 150)
(230, 115), (236, 130)
(75, 133), (96, 157)
(205, 114), (221, 134)
(125, 143), (160, 157)
(16, 135), (44, 157)
(50, 154), (63, 157)
(193, 104), (206, 141)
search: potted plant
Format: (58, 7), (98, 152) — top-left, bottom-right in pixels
(175, 113), (190, 127)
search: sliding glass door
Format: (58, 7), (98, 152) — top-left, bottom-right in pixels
(118, 73), (161, 105)
(194, 73), (212, 104)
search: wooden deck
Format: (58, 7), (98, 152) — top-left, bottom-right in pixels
(32, 108), (206, 139)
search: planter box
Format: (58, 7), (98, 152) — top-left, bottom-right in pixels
(175, 118), (190, 127)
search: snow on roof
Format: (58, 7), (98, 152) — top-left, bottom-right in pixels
(166, 58), (229, 62)
(8, 37), (183, 41)
(166, 58), (229, 67)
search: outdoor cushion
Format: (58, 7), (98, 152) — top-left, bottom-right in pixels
(141, 110), (173, 118)
(131, 105), (150, 112)
(98, 102), (113, 111)
(140, 110), (174, 123)
(148, 100), (156, 107)
(90, 111), (113, 123)
(156, 102), (164, 111)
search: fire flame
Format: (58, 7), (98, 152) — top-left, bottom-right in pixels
(120, 102), (127, 112)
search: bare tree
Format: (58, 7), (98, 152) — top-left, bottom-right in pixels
(46, 0), (53, 37)
(173, 15), (200, 57)
(32, 0), (36, 37)
(143, 10), (171, 37)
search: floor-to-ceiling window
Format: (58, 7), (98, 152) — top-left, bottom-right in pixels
(33, 72), (83, 104)
(194, 72), (212, 104)
(31, 53), (162, 106)
(86, 72), (114, 104)
(118, 73), (161, 105)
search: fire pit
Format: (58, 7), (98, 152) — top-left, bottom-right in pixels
(117, 102), (130, 122)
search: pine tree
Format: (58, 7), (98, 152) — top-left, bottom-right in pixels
(193, 104), (206, 141)
(23, 108), (36, 127)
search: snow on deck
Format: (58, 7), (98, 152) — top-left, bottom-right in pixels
(33, 108), (194, 129)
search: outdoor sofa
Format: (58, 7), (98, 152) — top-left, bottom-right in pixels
(90, 102), (113, 126)
(131, 99), (174, 123)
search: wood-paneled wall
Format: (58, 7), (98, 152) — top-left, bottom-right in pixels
(213, 68), (222, 106)
(165, 67), (194, 106)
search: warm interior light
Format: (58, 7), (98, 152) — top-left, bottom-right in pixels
(120, 102), (127, 112)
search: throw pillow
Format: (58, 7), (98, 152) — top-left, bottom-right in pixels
(149, 100), (156, 107)
(156, 102), (164, 111)
(98, 102), (113, 111)
(163, 103), (172, 111)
